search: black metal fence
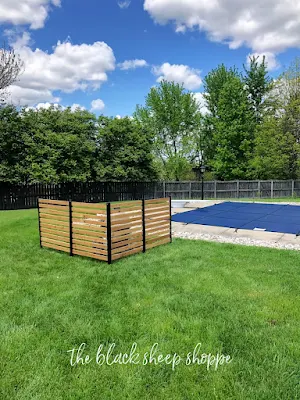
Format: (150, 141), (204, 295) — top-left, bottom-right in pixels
(0, 182), (164, 210)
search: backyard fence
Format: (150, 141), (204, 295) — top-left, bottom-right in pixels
(38, 197), (171, 263)
(0, 182), (164, 210)
(1, 180), (300, 210)
(163, 180), (300, 200)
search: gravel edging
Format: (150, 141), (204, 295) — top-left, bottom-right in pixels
(173, 231), (300, 251)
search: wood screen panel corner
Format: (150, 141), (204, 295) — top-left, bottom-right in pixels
(38, 197), (171, 263)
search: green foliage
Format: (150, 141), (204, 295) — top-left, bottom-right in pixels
(94, 116), (158, 181)
(204, 67), (255, 179)
(243, 55), (272, 123)
(135, 80), (201, 180)
(252, 116), (299, 179)
(0, 105), (27, 182)
(0, 106), (157, 183)
(204, 64), (240, 117)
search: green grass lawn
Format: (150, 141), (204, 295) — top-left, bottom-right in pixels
(1, 209), (300, 399)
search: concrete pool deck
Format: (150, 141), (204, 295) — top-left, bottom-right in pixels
(171, 201), (300, 251)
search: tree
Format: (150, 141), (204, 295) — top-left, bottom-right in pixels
(0, 42), (24, 102)
(252, 116), (299, 180)
(204, 64), (239, 117)
(209, 76), (256, 179)
(203, 65), (256, 179)
(243, 55), (272, 123)
(93, 117), (158, 181)
(135, 80), (201, 180)
(21, 106), (97, 183)
(0, 105), (27, 182)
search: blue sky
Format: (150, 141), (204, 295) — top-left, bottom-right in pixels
(0, 0), (299, 116)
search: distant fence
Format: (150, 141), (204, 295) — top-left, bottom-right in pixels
(1, 180), (300, 210)
(0, 182), (164, 210)
(163, 180), (300, 200)
(38, 197), (171, 263)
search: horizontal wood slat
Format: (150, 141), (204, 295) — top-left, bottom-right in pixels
(72, 224), (106, 234)
(73, 243), (107, 256)
(73, 218), (106, 227)
(73, 249), (107, 262)
(41, 240), (69, 252)
(72, 231), (107, 242)
(38, 197), (171, 263)
(111, 206), (142, 215)
(41, 232), (70, 243)
(72, 237), (107, 250)
(112, 246), (143, 261)
(40, 226), (70, 237)
(111, 242), (143, 255)
(145, 198), (169, 205)
(111, 236), (143, 249)
(112, 232), (143, 244)
(39, 199), (69, 206)
(40, 221), (69, 232)
(39, 204), (69, 213)
(111, 200), (142, 209)
(146, 236), (171, 250)
(110, 215), (142, 225)
(72, 201), (106, 210)
(71, 207), (107, 217)
(39, 212), (69, 222)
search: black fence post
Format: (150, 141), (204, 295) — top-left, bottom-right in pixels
(69, 200), (73, 256)
(142, 198), (146, 253)
(37, 198), (42, 248)
(107, 202), (112, 264)
(169, 196), (172, 243)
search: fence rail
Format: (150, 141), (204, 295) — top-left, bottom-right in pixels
(38, 197), (172, 263)
(1, 180), (300, 210)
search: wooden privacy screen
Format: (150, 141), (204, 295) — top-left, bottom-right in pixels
(38, 197), (171, 263)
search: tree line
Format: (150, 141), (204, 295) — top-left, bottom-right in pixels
(1, 43), (300, 183)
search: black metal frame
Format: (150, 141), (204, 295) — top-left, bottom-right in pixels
(69, 200), (73, 256)
(142, 198), (146, 253)
(106, 202), (112, 264)
(37, 199), (42, 248)
(169, 196), (172, 243)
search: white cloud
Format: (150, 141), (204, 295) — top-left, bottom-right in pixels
(0, 0), (60, 29)
(118, 59), (149, 70)
(70, 104), (86, 112)
(6, 33), (115, 106)
(144, 0), (300, 55)
(91, 99), (105, 111)
(24, 102), (86, 112)
(118, 1), (131, 9)
(193, 92), (209, 115)
(247, 52), (280, 71)
(116, 115), (122, 119)
(152, 63), (202, 90)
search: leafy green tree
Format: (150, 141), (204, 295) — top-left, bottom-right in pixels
(20, 106), (97, 183)
(210, 76), (256, 179)
(243, 55), (272, 123)
(135, 80), (201, 180)
(93, 116), (158, 181)
(252, 116), (299, 179)
(0, 105), (27, 182)
(203, 66), (256, 179)
(204, 64), (240, 117)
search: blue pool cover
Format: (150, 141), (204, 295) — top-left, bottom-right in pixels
(172, 202), (300, 235)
